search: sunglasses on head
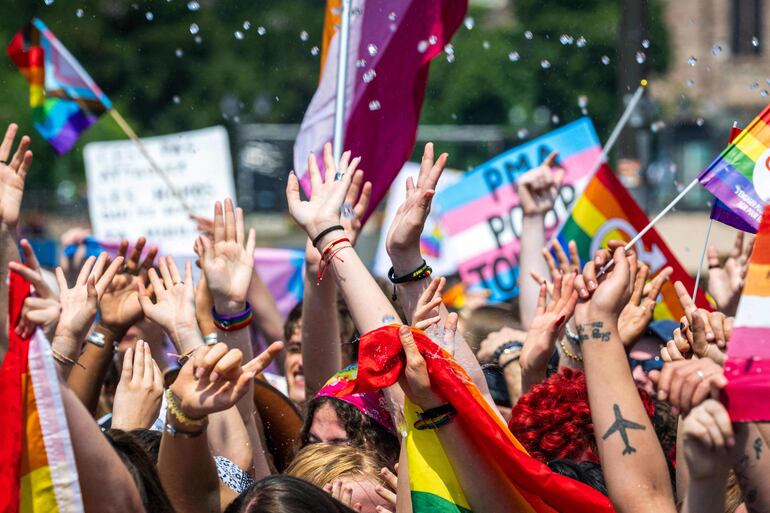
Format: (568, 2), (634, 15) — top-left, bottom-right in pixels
(628, 355), (664, 373)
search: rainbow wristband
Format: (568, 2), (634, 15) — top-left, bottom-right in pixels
(212, 303), (253, 332)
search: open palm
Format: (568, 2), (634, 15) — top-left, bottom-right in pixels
(0, 124), (33, 229)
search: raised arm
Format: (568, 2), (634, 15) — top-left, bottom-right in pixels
(302, 145), (372, 398)
(575, 248), (676, 513)
(382, 143), (493, 401)
(158, 341), (282, 513)
(0, 123), (32, 365)
(287, 149), (397, 333)
(516, 152), (562, 329)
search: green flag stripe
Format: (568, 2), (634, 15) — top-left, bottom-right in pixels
(411, 491), (473, 513)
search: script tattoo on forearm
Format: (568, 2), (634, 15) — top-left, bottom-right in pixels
(754, 437), (763, 460)
(577, 322), (611, 342)
(602, 404), (645, 455)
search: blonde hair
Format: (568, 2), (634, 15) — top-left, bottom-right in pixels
(284, 443), (387, 488)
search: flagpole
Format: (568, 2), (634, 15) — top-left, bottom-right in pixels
(598, 177), (699, 276)
(586, 80), (648, 177)
(332, 0), (352, 167)
(691, 218), (713, 302)
(108, 109), (194, 215)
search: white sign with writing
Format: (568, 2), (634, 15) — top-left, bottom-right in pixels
(84, 126), (235, 256)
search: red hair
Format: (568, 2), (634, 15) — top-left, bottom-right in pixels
(509, 368), (655, 464)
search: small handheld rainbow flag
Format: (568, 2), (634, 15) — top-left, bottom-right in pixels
(336, 325), (614, 513)
(0, 272), (83, 512)
(723, 203), (770, 421)
(556, 164), (710, 320)
(698, 105), (770, 232)
(6, 19), (112, 154)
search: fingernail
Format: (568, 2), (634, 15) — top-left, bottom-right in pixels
(195, 367), (205, 379)
(727, 437), (736, 447)
(657, 390), (666, 400)
(588, 280), (597, 291)
(595, 256), (601, 265)
(679, 322), (685, 331)
(210, 372), (220, 382)
(671, 406), (679, 416)
(579, 289), (589, 298)
(706, 331), (714, 340)
(556, 315), (566, 327)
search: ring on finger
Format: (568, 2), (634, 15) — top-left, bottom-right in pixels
(696, 370), (706, 381)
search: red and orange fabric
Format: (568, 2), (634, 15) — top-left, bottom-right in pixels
(334, 324), (614, 513)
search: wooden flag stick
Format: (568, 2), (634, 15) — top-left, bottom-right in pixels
(109, 109), (194, 215)
(692, 218), (714, 302)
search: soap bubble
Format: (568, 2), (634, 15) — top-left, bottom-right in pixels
(172, 95), (181, 104)
(642, 39), (650, 48)
(363, 69), (376, 83)
(601, 55), (610, 65)
(464, 17), (475, 30)
(687, 56), (697, 66)
(636, 51), (646, 64)
(576, 36), (587, 48)
(189, 23), (199, 35)
(175, 48), (184, 58)
(75, 8), (84, 17)
(417, 40), (429, 53)
(234, 31), (244, 40)
(310, 46), (319, 56)
(367, 43), (378, 56)
(145, 12), (154, 21)
(257, 26), (266, 36)
(517, 128), (529, 139)
(540, 59), (551, 69)
(508, 51), (520, 62)
(300, 31), (309, 41)
(712, 44), (722, 55)
(482, 40), (490, 50)
(752, 36), (760, 47)
(560, 34), (574, 45)
(524, 31), (533, 40)
(187, 1), (200, 11)
(368, 100), (381, 111)
(243, 21), (251, 30)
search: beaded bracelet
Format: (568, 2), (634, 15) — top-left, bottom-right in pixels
(212, 303), (253, 332)
(165, 388), (207, 428)
(387, 260), (432, 300)
(317, 237), (351, 284)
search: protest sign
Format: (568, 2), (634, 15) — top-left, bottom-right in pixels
(433, 118), (602, 302)
(372, 162), (463, 277)
(84, 126), (235, 256)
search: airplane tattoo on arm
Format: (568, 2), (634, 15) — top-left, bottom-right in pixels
(602, 404), (646, 455)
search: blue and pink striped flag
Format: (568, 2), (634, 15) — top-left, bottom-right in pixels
(433, 118), (602, 302)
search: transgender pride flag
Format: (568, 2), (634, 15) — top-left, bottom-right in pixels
(293, 0), (467, 221)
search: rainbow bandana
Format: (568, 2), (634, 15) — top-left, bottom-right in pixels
(316, 365), (396, 434)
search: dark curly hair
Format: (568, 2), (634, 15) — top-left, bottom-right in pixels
(547, 459), (608, 496)
(509, 368), (655, 464)
(300, 396), (400, 467)
(225, 475), (357, 513)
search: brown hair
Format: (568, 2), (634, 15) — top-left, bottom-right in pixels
(285, 443), (386, 488)
(462, 304), (521, 354)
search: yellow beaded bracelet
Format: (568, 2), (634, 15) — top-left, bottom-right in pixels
(165, 388), (207, 428)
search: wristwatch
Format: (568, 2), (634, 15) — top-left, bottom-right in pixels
(492, 341), (523, 366)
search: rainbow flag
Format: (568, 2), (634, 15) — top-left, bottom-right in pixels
(0, 272), (83, 513)
(698, 105), (770, 232)
(723, 204), (770, 421)
(7, 19), (112, 154)
(335, 325), (614, 512)
(556, 164), (710, 320)
(293, 0), (467, 222)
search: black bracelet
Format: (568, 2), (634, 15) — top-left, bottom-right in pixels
(417, 403), (456, 422)
(387, 260), (432, 300)
(492, 341), (523, 365)
(312, 225), (344, 247)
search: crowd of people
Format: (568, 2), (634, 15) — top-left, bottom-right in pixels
(1, 119), (768, 513)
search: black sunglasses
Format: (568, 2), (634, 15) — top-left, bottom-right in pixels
(628, 355), (663, 373)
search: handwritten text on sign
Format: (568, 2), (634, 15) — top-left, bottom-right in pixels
(433, 118), (602, 302)
(84, 126), (235, 256)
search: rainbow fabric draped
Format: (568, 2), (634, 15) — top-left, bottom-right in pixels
(6, 18), (112, 155)
(334, 325), (614, 513)
(723, 203), (770, 421)
(556, 164), (711, 320)
(698, 105), (770, 232)
(0, 272), (83, 512)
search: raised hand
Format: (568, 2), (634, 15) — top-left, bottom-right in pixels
(618, 264), (673, 348)
(0, 123), (33, 230)
(412, 276), (445, 330)
(323, 481), (363, 512)
(707, 231), (751, 317)
(11, 239), (60, 338)
(517, 152), (563, 216)
(576, 247), (633, 322)
(673, 281), (729, 362)
(305, 165), (372, 269)
(138, 257), (197, 348)
(170, 341), (283, 419)
(287, 143), (360, 241)
(682, 399), (735, 481)
(95, 238), (158, 337)
(374, 467), (398, 513)
(520, 272), (578, 373)
(199, 199), (256, 315)
(397, 322), (447, 411)
(54, 253), (124, 344)
(9, 239), (55, 298)
(111, 340), (164, 431)
(655, 358), (727, 414)
(385, 142), (448, 268)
